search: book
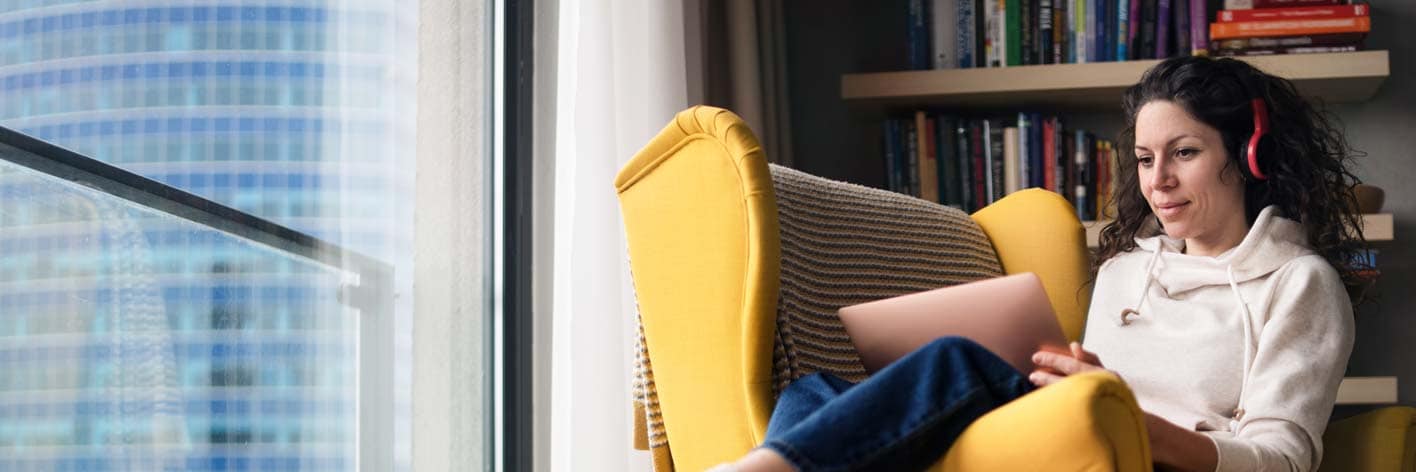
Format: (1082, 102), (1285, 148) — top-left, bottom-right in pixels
(1218, 4), (1367, 22)
(956, 120), (973, 209)
(985, 0), (1001, 67)
(1074, 0), (1087, 62)
(1210, 16), (1370, 40)
(1017, 0), (1032, 65)
(1140, 0), (1157, 59)
(932, 0), (960, 69)
(1214, 44), (1359, 55)
(1223, 0), (1344, 9)
(1017, 113), (1031, 188)
(982, 119), (995, 201)
(1040, 0), (1055, 64)
(1128, 0), (1142, 59)
(1189, 0), (1208, 55)
(969, 120), (986, 209)
(917, 112), (940, 202)
(1004, 127), (1021, 194)
(974, 0), (988, 67)
(1156, 0), (1171, 58)
(1074, 131), (1092, 221)
(987, 119), (1006, 202)
(1212, 32), (1366, 50)
(1175, 0), (1191, 57)
(1028, 112), (1044, 189)
(1117, 0), (1131, 60)
(909, 0), (931, 70)
(884, 120), (900, 192)
(906, 119), (920, 196)
(959, 0), (979, 67)
(1043, 118), (1057, 191)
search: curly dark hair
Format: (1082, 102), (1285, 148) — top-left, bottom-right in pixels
(1095, 56), (1372, 303)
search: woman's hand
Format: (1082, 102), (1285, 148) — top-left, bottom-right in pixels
(1028, 342), (1110, 387)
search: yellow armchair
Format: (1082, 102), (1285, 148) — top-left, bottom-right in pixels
(616, 106), (1412, 471)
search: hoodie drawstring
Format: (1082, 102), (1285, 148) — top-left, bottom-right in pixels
(1227, 265), (1256, 430)
(1119, 248), (1164, 326)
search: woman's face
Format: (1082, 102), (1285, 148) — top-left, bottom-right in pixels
(1133, 100), (1249, 256)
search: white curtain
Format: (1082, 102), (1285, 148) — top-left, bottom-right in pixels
(548, 0), (689, 470)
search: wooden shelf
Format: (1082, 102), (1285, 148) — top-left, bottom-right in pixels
(1083, 213), (1393, 248)
(1337, 376), (1398, 405)
(842, 51), (1389, 110)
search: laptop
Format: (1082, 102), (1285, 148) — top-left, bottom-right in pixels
(838, 272), (1069, 375)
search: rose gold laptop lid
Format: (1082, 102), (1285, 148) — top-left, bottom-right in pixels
(838, 272), (1069, 374)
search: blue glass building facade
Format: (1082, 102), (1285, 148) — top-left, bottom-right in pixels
(0, 1), (413, 470)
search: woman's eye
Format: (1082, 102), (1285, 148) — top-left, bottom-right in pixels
(1137, 156), (1153, 166)
(1176, 148), (1198, 158)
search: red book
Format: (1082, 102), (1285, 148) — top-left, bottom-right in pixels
(1218, 4), (1366, 22)
(1212, 32), (1366, 50)
(1222, 0), (1343, 9)
(1210, 16), (1369, 40)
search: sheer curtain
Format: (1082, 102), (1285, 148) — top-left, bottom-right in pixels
(547, 0), (689, 470)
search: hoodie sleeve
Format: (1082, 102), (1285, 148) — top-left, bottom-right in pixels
(1209, 258), (1354, 472)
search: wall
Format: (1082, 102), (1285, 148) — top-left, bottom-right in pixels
(783, 1), (1416, 410)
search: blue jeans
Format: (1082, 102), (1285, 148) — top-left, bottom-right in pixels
(761, 336), (1035, 472)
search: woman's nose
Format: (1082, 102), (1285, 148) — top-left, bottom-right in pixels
(1148, 161), (1176, 190)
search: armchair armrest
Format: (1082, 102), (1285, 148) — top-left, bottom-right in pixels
(972, 189), (1091, 342)
(938, 370), (1152, 472)
(1319, 406), (1416, 472)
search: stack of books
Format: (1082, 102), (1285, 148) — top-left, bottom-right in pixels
(1209, 0), (1369, 56)
(881, 111), (1117, 220)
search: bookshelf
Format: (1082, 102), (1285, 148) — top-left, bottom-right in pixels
(1337, 376), (1399, 405)
(841, 50), (1390, 110)
(1083, 213), (1394, 248)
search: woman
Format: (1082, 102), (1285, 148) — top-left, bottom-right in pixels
(718, 55), (1370, 472)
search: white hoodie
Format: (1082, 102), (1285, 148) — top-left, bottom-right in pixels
(1083, 206), (1354, 472)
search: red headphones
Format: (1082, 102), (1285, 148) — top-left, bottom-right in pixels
(1245, 97), (1270, 181)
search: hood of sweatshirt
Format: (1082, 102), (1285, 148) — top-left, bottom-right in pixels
(1133, 205), (1313, 295)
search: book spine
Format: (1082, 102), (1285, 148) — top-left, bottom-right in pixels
(959, 0), (978, 67)
(933, 0), (959, 68)
(1210, 16), (1370, 40)
(957, 120), (973, 210)
(970, 121), (986, 210)
(884, 120), (899, 191)
(984, 0), (1000, 66)
(909, 0), (930, 70)
(1053, 0), (1066, 63)
(1057, 118), (1069, 198)
(937, 116), (961, 207)
(1040, 0), (1054, 64)
(1096, 0), (1109, 61)
(1175, 0), (1190, 56)
(989, 120), (1005, 201)
(1140, 0), (1157, 59)
(1043, 118), (1056, 192)
(1083, 0), (1096, 61)
(1223, 0), (1343, 10)
(1117, 0), (1129, 60)
(982, 119), (995, 203)
(1075, 0), (1087, 62)
(1075, 138), (1093, 220)
(1017, 113), (1031, 188)
(1060, 0), (1073, 63)
(1213, 32), (1365, 49)
(918, 112), (940, 202)
(1218, 4), (1366, 22)
(1129, 0), (1143, 58)
(1004, 127), (1021, 194)
(1018, 0), (1032, 65)
(1156, 0), (1170, 58)
(1214, 44), (1359, 55)
(1190, 0), (1207, 55)
(906, 120), (920, 197)
(975, 0), (988, 67)
(1010, 0), (1026, 66)
(1029, 112), (1045, 189)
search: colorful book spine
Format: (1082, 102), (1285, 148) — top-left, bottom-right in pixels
(1043, 119), (1056, 191)
(1095, 0), (1109, 61)
(1008, 0), (1025, 65)
(1128, 0), (1142, 59)
(1221, 3), (1366, 22)
(1117, 0), (1130, 60)
(1189, 0), (1207, 55)
(1210, 16), (1370, 40)
(970, 121), (986, 209)
(1017, 113), (1031, 188)
(959, 0), (978, 67)
(1074, 0), (1087, 62)
(988, 120), (1006, 202)
(1223, 0), (1344, 9)
(982, 119), (996, 202)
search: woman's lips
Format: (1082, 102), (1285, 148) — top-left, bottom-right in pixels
(1156, 202), (1189, 218)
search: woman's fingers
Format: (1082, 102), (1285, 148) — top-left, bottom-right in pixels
(1032, 350), (1093, 375)
(1070, 342), (1104, 367)
(1029, 369), (1064, 387)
